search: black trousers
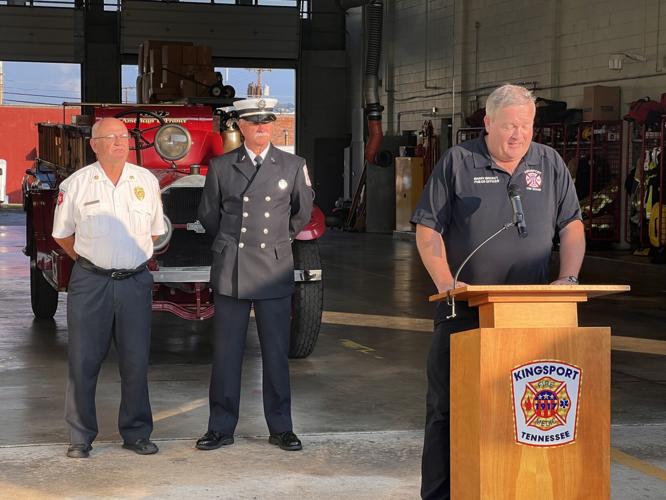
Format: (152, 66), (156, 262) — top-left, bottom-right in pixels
(208, 293), (293, 435)
(65, 262), (154, 446)
(421, 301), (479, 500)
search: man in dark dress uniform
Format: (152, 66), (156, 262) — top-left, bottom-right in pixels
(196, 97), (313, 452)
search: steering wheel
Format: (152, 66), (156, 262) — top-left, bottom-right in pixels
(113, 109), (166, 151)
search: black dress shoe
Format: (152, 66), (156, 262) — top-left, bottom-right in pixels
(269, 431), (302, 451)
(66, 444), (92, 458)
(122, 438), (159, 455)
(195, 430), (234, 450)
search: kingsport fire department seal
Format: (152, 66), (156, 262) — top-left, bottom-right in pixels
(511, 360), (582, 447)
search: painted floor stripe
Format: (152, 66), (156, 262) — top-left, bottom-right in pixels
(611, 336), (666, 356)
(323, 311), (432, 332)
(0, 483), (60, 500)
(340, 339), (384, 359)
(612, 448), (666, 483)
(321, 311), (666, 356)
(153, 397), (208, 423)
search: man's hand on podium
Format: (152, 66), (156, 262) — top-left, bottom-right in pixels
(550, 275), (580, 285)
(437, 280), (469, 294)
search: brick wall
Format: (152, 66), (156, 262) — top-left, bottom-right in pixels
(0, 106), (79, 204)
(271, 114), (295, 147)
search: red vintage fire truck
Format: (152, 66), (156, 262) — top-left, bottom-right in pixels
(23, 103), (325, 358)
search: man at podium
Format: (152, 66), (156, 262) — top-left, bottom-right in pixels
(410, 84), (586, 500)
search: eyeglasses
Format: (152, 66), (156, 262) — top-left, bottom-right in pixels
(92, 133), (131, 141)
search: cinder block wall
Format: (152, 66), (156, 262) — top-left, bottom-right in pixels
(385, 0), (666, 135)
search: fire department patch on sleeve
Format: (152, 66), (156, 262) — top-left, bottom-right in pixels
(303, 164), (312, 187)
(134, 186), (145, 201)
(511, 360), (582, 447)
(57, 191), (64, 206)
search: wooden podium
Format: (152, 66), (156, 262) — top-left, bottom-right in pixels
(429, 285), (629, 500)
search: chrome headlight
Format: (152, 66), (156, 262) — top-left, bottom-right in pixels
(153, 215), (173, 252)
(154, 124), (192, 161)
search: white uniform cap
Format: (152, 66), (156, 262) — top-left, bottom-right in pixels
(234, 97), (278, 123)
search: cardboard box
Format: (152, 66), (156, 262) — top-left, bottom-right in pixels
(180, 79), (198, 98)
(141, 73), (152, 103)
(196, 45), (212, 66)
(149, 49), (162, 74)
(583, 86), (621, 121)
(140, 40), (192, 75)
(194, 70), (219, 86)
(136, 75), (143, 103)
(162, 45), (183, 68)
(138, 43), (145, 74)
(182, 46), (197, 65)
(162, 66), (184, 89)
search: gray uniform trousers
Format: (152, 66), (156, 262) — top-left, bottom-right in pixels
(208, 293), (293, 435)
(65, 261), (154, 445)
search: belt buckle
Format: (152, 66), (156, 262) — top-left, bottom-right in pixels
(111, 271), (121, 279)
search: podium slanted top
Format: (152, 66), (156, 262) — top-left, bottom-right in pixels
(429, 284), (631, 303)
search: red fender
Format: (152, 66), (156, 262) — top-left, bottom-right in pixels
(295, 205), (326, 240)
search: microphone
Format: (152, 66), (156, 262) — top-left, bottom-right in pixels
(508, 184), (528, 238)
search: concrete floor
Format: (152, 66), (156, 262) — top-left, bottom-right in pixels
(0, 207), (665, 499)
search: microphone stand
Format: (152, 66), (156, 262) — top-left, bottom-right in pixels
(446, 221), (515, 319)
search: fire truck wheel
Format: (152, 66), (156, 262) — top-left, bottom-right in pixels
(30, 261), (58, 319)
(222, 85), (236, 99)
(289, 240), (323, 359)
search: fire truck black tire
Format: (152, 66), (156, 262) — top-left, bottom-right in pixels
(289, 240), (323, 359)
(222, 85), (236, 99)
(30, 260), (58, 319)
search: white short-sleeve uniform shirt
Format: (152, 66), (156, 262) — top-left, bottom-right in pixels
(52, 162), (166, 269)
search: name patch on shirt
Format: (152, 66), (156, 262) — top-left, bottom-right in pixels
(473, 176), (500, 184)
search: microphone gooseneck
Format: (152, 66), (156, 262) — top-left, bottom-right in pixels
(446, 221), (513, 319)
(445, 185), (529, 319)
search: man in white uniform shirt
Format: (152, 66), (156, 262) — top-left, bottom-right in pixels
(52, 117), (165, 458)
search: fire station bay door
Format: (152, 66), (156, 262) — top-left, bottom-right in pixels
(0, 159), (6, 203)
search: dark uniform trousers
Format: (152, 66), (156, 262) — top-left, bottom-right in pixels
(65, 262), (154, 446)
(421, 301), (480, 500)
(208, 293), (293, 435)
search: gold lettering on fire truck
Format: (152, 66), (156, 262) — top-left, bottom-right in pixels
(118, 118), (190, 124)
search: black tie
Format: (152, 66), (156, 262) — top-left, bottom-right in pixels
(254, 156), (263, 170)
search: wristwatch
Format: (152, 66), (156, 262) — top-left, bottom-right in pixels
(560, 275), (579, 284)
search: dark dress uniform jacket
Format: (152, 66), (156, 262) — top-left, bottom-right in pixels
(198, 144), (313, 299)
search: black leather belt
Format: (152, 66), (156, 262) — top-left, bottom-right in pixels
(77, 256), (147, 280)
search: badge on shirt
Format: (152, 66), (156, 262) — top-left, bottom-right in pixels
(57, 191), (64, 206)
(303, 165), (312, 187)
(524, 169), (542, 192)
(278, 179), (288, 190)
(134, 186), (145, 201)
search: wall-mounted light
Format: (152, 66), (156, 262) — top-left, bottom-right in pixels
(609, 52), (647, 71)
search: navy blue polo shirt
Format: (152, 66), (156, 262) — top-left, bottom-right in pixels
(411, 135), (581, 285)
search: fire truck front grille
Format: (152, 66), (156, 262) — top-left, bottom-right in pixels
(157, 230), (212, 268)
(162, 187), (203, 224)
(159, 186), (211, 268)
